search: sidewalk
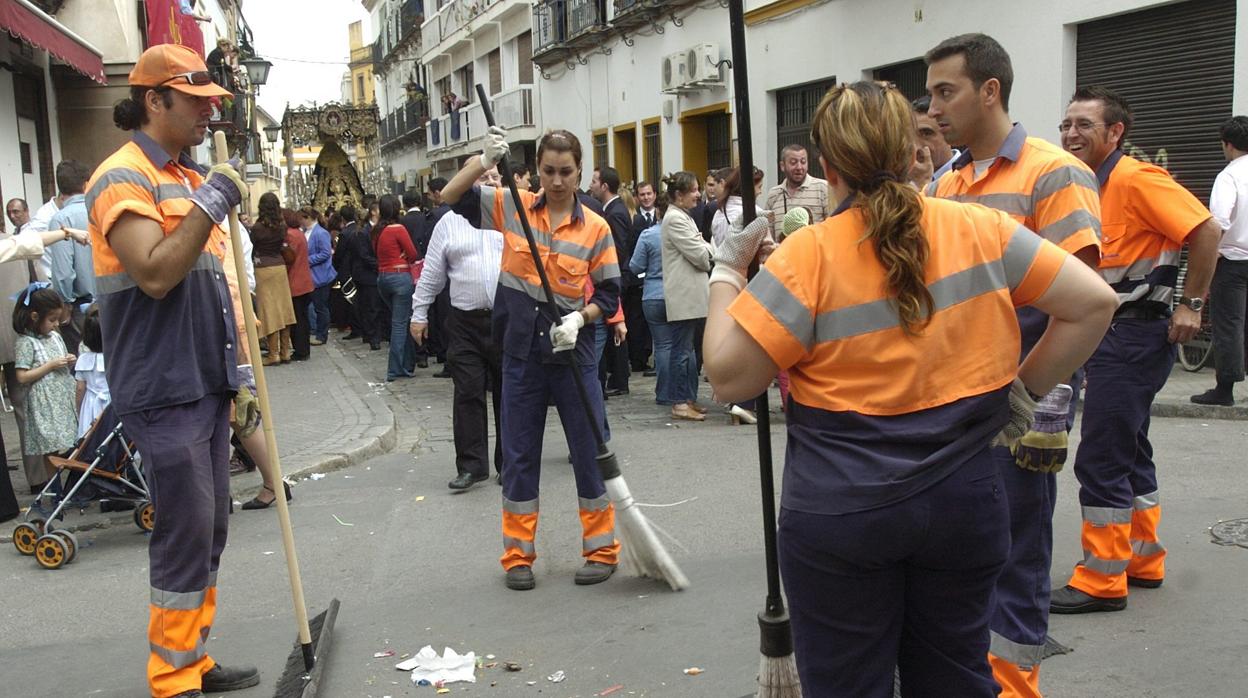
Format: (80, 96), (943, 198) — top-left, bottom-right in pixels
(2, 337), (397, 513)
(1151, 363), (1248, 420)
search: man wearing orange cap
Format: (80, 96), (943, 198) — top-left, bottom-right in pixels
(84, 44), (257, 698)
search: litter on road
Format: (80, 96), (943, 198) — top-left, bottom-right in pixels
(547, 670), (566, 682)
(683, 667), (705, 675)
(597, 685), (624, 697)
(396, 645), (477, 685)
(374, 650), (395, 658)
(332, 514), (355, 526)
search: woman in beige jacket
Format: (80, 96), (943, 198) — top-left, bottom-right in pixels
(660, 172), (714, 421)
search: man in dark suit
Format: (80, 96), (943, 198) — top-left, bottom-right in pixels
(334, 205), (362, 339)
(589, 166), (632, 395)
(401, 190), (431, 368)
(628, 181), (659, 373)
(424, 177), (452, 371)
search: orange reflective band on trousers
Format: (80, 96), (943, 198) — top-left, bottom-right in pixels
(148, 584), (216, 697)
(501, 503), (539, 570)
(1126, 494), (1165, 582)
(989, 653), (1040, 698)
(1068, 505), (1131, 598)
(579, 495), (620, 565)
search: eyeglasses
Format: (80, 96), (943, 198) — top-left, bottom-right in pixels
(160, 71), (215, 87)
(1058, 120), (1107, 134)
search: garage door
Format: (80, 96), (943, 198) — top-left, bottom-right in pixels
(1076, 0), (1236, 204)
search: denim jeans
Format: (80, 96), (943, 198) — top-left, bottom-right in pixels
(642, 299), (676, 405)
(378, 272), (417, 379)
(668, 318), (700, 403)
(309, 284), (332, 341)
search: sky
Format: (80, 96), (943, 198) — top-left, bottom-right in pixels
(244, 0), (371, 121)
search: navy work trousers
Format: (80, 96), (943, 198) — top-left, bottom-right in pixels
(779, 448), (1009, 697)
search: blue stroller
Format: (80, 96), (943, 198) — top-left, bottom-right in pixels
(11, 404), (152, 569)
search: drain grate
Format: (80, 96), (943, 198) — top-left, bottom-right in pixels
(1210, 518), (1248, 548)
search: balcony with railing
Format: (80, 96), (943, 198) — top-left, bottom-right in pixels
(427, 84), (538, 156)
(532, 0), (700, 66)
(378, 0), (425, 68)
(532, 1), (569, 64)
(380, 99), (431, 151)
(567, 0), (607, 41)
(350, 43), (374, 68)
(420, 0), (531, 63)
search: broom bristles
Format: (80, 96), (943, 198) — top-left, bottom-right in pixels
(757, 653), (802, 697)
(604, 475), (690, 591)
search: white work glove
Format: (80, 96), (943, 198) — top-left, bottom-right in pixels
(479, 125), (509, 169)
(991, 377), (1039, 449)
(710, 215), (773, 291)
(550, 310), (586, 353)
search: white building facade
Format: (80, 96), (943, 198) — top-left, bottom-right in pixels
(533, 0), (1247, 202)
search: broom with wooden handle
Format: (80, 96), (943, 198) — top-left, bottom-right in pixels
(720, 4), (802, 695)
(211, 131), (340, 698)
(472, 84), (689, 591)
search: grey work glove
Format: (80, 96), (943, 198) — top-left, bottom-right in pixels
(190, 158), (245, 222)
(710, 215), (772, 291)
(991, 377), (1039, 449)
(1012, 384), (1073, 473)
(479, 125), (508, 169)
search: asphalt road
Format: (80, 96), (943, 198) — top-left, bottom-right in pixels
(2, 396), (1245, 697)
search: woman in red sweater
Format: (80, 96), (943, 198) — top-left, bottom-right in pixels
(373, 194), (421, 380)
(283, 207), (314, 361)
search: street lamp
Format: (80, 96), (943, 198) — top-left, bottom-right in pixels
(240, 55), (273, 87)
(263, 124), (281, 144)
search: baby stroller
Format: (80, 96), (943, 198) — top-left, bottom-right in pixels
(11, 404), (152, 569)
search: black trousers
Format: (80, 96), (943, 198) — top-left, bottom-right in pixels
(291, 293), (311, 358)
(448, 308), (502, 477)
(426, 288), (452, 360)
(1210, 257), (1248, 384)
(622, 285), (650, 371)
(352, 283), (383, 343)
(0, 424), (18, 522)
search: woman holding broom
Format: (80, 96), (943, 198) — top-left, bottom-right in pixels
(441, 126), (622, 592)
(702, 80), (1117, 695)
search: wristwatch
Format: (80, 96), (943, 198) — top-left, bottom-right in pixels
(1178, 296), (1205, 312)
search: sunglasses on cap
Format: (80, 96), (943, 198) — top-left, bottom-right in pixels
(160, 71), (215, 87)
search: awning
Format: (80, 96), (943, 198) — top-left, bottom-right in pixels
(0, 0), (107, 85)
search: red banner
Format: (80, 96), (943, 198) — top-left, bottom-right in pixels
(145, 0), (205, 56)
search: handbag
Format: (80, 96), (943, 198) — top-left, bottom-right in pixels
(339, 277), (357, 303)
(280, 242), (296, 265)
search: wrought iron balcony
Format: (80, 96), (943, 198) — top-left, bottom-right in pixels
(532, 1), (569, 65)
(380, 98), (430, 151)
(567, 0), (607, 41)
(378, 0), (425, 66)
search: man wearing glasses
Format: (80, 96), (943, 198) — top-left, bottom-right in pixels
(84, 44), (256, 698)
(1051, 86), (1219, 615)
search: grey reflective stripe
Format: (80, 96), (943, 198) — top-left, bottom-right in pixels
(155, 183), (193, 203)
(989, 630), (1044, 669)
(1133, 491), (1160, 510)
(579, 495), (611, 512)
(502, 536), (536, 555)
(1032, 164), (1099, 203)
(150, 640), (206, 669)
(944, 192), (1031, 218)
(813, 259), (1005, 343)
(1038, 209), (1101, 245)
(1001, 225), (1044, 290)
(590, 262), (621, 283)
(550, 238), (592, 259)
(489, 185), (507, 231)
(1115, 283), (1174, 306)
(207, 569), (218, 588)
(502, 496), (539, 515)
(747, 267), (814, 349)
(85, 167), (155, 215)
(95, 251), (223, 296)
(151, 586), (207, 611)
(1147, 285), (1174, 305)
(1082, 505), (1132, 526)
(1101, 253), (1179, 284)
(582, 532), (617, 551)
(498, 271), (581, 311)
(924, 180), (939, 197)
(1081, 550), (1130, 575)
(1132, 539), (1166, 557)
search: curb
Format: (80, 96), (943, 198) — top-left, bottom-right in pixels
(1150, 401), (1248, 421)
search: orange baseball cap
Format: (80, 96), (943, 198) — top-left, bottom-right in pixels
(129, 44), (232, 97)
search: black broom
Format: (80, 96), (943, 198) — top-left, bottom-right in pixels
(473, 84), (688, 591)
(721, 5), (802, 695)
(212, 131), (341, 698)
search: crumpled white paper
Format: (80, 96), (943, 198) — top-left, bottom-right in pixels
(396, 645), (477, 684)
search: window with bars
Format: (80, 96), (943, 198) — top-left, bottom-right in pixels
(706, 113), (731, 171)
(873, 59), (927, 101)
(775, 77), (835, 179)
(643, 122), (661, 187)
(592, 131), (608, 170)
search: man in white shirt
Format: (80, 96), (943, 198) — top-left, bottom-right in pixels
(1192, 116), (1248, 406)
(26, 195), (62, 280)
(410, 166), (505, 491)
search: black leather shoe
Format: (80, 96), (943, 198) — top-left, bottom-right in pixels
(417, 359), (429, 369)
(1190, 388), (1234, 406)
(574, 561), (617, 585)
(605, 388), (629, 397)
(506, 565), (535, 590)
(1128, 575), (1163, 589)
(370, 341), (382, 351)
(171, 691), (204, 697)
(433, 368), (451, 378)
(241, 482), (292, 510)
(448, 472), (487, 490)
(1049, 585), (1127, 614)
(201, 663), (260, 692)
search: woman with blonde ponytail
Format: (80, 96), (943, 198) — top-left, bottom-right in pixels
(702, 81), (1117, 695)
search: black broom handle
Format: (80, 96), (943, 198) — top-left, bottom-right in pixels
(727, 0), (783, 612)
(474, 83), (609, 452)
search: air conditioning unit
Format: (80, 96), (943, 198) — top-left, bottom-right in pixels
(685, 43), (724, 87)
(661, 52), (691, 93)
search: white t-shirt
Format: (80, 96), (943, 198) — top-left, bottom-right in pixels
(1210, 154), (1248, 261)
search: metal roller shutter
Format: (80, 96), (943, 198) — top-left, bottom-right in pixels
(1076, 0), (1236, 204)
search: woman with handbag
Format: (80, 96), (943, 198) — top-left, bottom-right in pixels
(249, 193), (296, 364)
